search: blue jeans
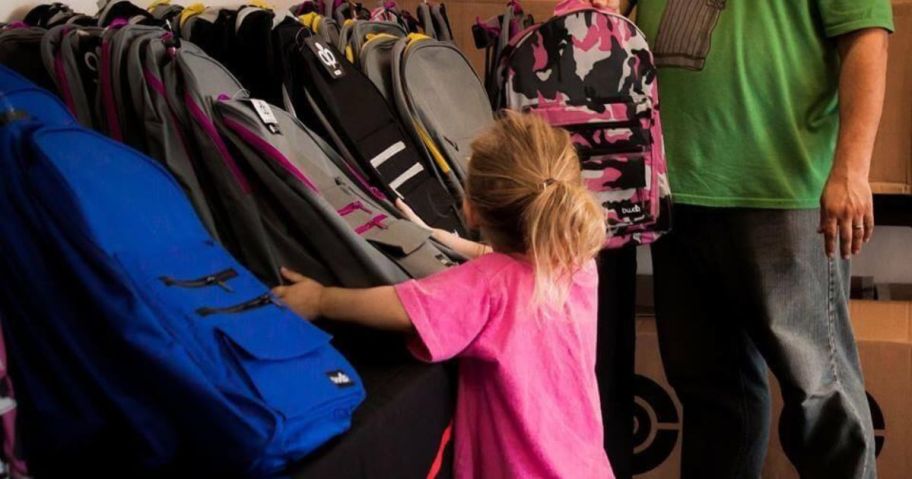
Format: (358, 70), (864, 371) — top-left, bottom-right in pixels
(652, 206), (875, 479)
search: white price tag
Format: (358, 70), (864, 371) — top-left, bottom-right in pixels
(251, 99), (278, 126)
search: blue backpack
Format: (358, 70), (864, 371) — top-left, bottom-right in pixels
(0, 66), (364, 477)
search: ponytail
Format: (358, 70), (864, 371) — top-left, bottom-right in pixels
(466, 112), (607, 306)
(524, 178), (606, 304)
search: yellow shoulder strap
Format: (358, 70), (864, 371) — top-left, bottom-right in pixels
(415, 123), (452, 174)
(298, 12), (319, 29)
(147, 0), (171, 12)
(407, 33), (431, 43)
(179, 3), (205, 27)
(364, 32), (398, 45)
(248, 0), (273, 10)
(405, 32), (432, 52)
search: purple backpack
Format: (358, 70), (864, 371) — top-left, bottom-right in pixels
(501, 0), (671, 248)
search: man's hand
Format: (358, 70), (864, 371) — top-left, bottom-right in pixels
(589, 0), (621, 10)
(819, 173), (873, 259)
(272, 267), (325, 319)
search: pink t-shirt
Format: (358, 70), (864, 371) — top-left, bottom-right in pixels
(394, 253), (613, 479)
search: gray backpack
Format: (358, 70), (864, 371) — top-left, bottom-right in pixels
(0, 25), (57, 92)
(122, 30), (221, 239)
(411, 3), (454, 41)
(415, 3), (436, 39)
(339, 20), (406, 65)
(97, 24), (162, 149)
(213, 98), (455, 284)
(41, 24), (105, 128)
(169, 43), (292, 285)
(390, 34), (493, 184)
(430, 4), (453, 41)
(359, 32), (401, 100)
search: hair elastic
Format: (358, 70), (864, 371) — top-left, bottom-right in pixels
(541, 178), (558, 191)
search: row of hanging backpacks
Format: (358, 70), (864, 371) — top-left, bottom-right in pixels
(162, 1), (469, 240)
(270, 17), (470, 236)
(0, 64), (365, 477)
(177, 39), (455, 284)
(2, 1), (462, 288)
(324, 4), (493, 209)
(485, 0), (672, 247)
(0, 5), (96, 96)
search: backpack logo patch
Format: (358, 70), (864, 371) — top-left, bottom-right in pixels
(326, 370), (355, 388)
(306, 37), (345, 79)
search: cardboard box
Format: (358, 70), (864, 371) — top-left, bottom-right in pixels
(634, 300), (912, 479)
(870, 0), (912, 195)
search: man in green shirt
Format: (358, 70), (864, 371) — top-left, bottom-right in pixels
(604, 0), (892, 477)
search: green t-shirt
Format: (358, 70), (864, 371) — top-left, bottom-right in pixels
(636, 0), (894, 208)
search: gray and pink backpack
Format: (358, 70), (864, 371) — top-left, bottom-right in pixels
(498, 0), (671, 248)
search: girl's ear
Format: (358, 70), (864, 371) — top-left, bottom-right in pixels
(463, 197), (480, 230)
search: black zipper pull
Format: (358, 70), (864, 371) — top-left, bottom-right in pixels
(196, 293), (277, 317)
(160, 268), (238, 291)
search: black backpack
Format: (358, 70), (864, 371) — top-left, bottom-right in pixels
(277, 24), (466, 235)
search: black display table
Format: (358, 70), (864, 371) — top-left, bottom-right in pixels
(291, 328), (456, 479)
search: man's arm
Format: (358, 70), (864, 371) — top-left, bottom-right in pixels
(820, 28), (889, 258)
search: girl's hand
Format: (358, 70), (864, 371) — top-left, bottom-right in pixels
(272, 267), (325, 319)
(589, 0), (620, 10)
(395, 198), (431, 230)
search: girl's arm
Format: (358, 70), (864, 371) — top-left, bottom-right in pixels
(428, 228), (491, 259)
(273, 268), (413, 332)
(395, 199), (491, 259)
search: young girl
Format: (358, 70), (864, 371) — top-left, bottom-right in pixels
(273, 114), (614, 478)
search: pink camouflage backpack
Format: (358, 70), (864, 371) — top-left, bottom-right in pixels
(498, 0), (671, 248)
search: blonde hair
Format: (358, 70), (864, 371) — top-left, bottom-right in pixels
(466, 113), (607, 305)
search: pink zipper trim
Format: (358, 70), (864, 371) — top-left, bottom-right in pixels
(51, 27), (79, 118)
(354, 214), (388, 234)
(184, 92), (252, 193)
(53, 51), (77, 118)
(337, 201), (371, 216)
(221, 116), (320, 194)
(339, 159), (386, 202)
(144, 69), (195, 158)
(143, 69), (166, 96)
(100, 38), (124, 141)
